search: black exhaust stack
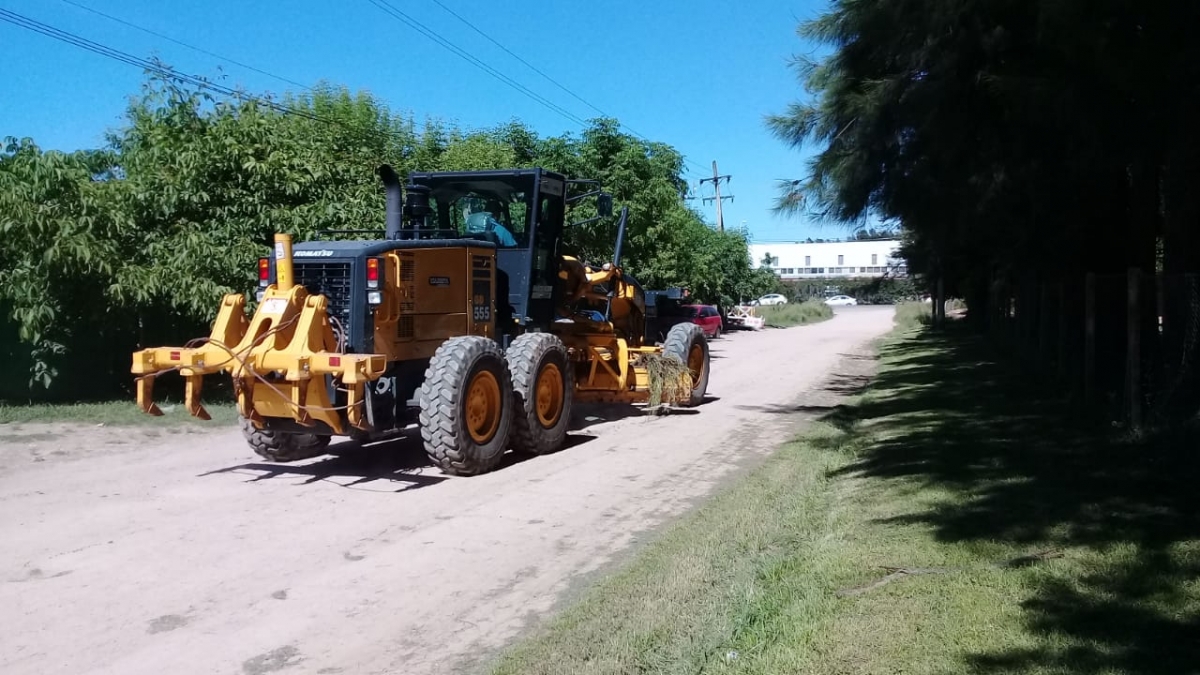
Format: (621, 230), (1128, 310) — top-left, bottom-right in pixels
(604, 206), (630, 322)
(378, 164), (402, 240)
(612, 206), (629, 268)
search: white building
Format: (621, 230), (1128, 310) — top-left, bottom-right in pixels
(749, 239), (907, 280)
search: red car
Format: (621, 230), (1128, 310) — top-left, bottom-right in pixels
(681, 304), (723, 338)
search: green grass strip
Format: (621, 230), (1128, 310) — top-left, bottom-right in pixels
(489, 317), (1200, 675)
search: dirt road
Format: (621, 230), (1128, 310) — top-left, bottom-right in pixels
(1, 307), (894, 675)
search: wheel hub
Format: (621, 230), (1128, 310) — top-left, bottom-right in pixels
(465, 370), (502, 444)
(687, 344), (705, 390)
(535, 363), (564, 428)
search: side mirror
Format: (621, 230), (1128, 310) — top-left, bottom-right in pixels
(597, 193), (613, 218)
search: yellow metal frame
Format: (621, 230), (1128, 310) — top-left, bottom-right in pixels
(555, 328), (659, 405)
(131, 233), (388, 434)
(553, 255), (665, 404)
(132, 232), (703, 430)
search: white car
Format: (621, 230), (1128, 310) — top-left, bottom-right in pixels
(754, 293), (788, 306)
(824, 295), (858, 307)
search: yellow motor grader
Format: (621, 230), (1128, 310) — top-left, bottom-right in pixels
(131, 165), (711, 476)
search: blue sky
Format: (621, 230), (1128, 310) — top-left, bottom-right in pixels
(0, 0), (851, 242)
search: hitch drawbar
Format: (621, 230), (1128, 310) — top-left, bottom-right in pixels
(131, 234), (387, 434)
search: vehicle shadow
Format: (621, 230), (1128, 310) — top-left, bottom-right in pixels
(570, 404), (645, 430)
(200, 430), (599, 491)
(199, 434), (446, 492)
(571, 396), (720, 430)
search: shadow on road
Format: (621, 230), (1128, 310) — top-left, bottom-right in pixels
(199, 387), (724, 490)
(570, 396), (720, 431)
(734, 368), (873, 419)
(201, 431), (599, 491)
(819, 324), (1200, 674)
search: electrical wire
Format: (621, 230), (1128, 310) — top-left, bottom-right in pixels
(363, 0), (591, 128)
(420, 0), (711, 178)
(10, 5), (711, 185)
(420, 0), (710, 177)
(58, 0), (310, 91)
(0, 8), (428, 153)
(364, 0), (710, 180)
(2, 9), (318, 123)
(426, 0), (606, 119)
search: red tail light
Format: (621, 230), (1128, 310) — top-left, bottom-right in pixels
(366, 258), (381, 289)
(258, 258), (270, 287)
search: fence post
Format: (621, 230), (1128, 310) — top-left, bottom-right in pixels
(1039, 283), (1051, 366)
(1024, 273), (1037, 357)
(936, 274), (946, 329)
(1128, 268), (1142, 430)
(1085, 273), (1096, 405)
(1057, 283), (1068, 381)
(989, 278), (998, 338)
(1009, 285), (1018, 348)
(1017, 276), (1027, 355)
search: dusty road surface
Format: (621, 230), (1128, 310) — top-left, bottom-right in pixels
(1, 307), (894, 675)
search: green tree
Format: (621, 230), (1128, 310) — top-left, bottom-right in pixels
(1, 72), (770, 399)
(106, 77), (427, 322)
(769, 0), (1200, 419)
(0, 137), (123, 389)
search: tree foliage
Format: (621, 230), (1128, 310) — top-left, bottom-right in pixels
(1, 72), (765, 399)
(770, 0), (1200, 417)
(0, 139), (121, 388)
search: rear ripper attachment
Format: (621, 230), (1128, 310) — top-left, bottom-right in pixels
(130, 233), (388, 435)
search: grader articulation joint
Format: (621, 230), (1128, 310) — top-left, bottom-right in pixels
(131, 165), (711, 476)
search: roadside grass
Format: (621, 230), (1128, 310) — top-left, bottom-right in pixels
(488, 313), (1200, 675)
(0, 399), (237, 427)
(758, 300), (834, 328)
(894, 299), (933, 330)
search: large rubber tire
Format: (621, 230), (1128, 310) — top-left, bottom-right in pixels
(239, 416), (331, 462)
(506, 333), (573, 455)
(419, 335), (515, 476)
(662, 322), (710, 407)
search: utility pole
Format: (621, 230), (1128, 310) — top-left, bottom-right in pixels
(699, 160), (733, 231)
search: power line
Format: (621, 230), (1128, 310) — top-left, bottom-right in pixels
(426, 0), (605, 119)
(364, 0), (591, 129)
(421, 0), (710, 177)
(65, 0), (711, 180)
(8, 3), (585, 148)
(4, 5), (709, 185)
(0, 9), (381, 138)
(371, 0), (709, 179)
(58, 0), (310, 91)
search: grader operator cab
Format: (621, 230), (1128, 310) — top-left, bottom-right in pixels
(131, 165), (711, 476)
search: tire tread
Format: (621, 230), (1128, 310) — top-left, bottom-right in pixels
(662, 322), (710, 407)
(418, 336), (513, 476)
(506, 333), (573, 455)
